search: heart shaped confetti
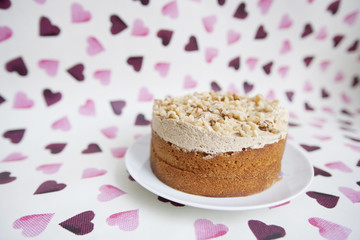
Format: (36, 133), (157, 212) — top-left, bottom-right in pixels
(3, 129), (25, 144)
(43, 89), (62, 106)
(202, 15), (217, 33)
(82, 168), (107, 179)
(13, 213), (55, 237)
(13, 91), (34, 109)
(5, 57), (28, 76)
(67, 63), (85, 81)
(94, 70), (111, 85)
(135, 114), (151, 126)
(185, 36), (199, 51)
(34, 180), (66, 194)
(131, 19), (149, 36)
(45, 143), (66, 154)
(79, 99), (96, 116)
(111, 147), (127, 158)
(106, 209), (139, 231)
(110, 14), (127, 35)
(86, 36), (104, 56)
(227, 29), (241, 45)
(248, 220), (286, 240)
(2, 152), (27, 162)
(138, 87), (153, 102)
(51, 117), (71, 131)
(154, 62), (170, 77)
(38, 59), (59, 76)
(184, 75), (197, 89)
(110, 100), (126, 115)
(339, 187), (360, 203)
(98, 184), (126, 202)
(194, 219), (228, 240)
(306, 191), (339, 208)
(71, 3), (91, 23)
(0, 171), (16, 184)
(36, 163), (62, 174)
(233, 2), (248, 19)
(0, 26), (12, 42)
(39, 16), (60, 36)
(255, 25), (268, 39)
(157, 29), (173, 46)
(309, 217), (352, 240)
(82, 143), (102, 154)
(127, 56), (143, 72)
(162, 1), (178, 19)
(101, 126), (118, 139)
(59, 211), (94, 235)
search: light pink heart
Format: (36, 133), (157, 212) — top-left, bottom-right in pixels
(289, 111), (298, 119)
(265, 90), (275, 100)
(13, 213), (55, 237)
(279, 40), (291, 54)
(51, 117), (71, 131)
(38, 59), (59, 77)
(339, 187), (360, 203)
(154, 62), (170, 77)
(316, 26), (327, 40)
(2, 152), (28, 162)
(279, 14), (292, 29)
(303, 80), (313, 92)
(111, 147), (127, 158)
(194, 219), (228, 240)
(320, 60), (330, 71)
(202, 15), (216, 33)
(278, 66), (289, 78)
(258, 0), (273, 14)
(0, 26), (12, 42)
(184, 75), (197, 89)
(334, 71), (344, 83)
(341, 92), (351, 104)
(309, 122), (323, 129)
(162, 1), (178, 19)
(227, 29), (241, 45)
(138, 87), (153, 102)
(13, 92), (34, 109)
(322, 106), (335, 115)
(36, 163), (62, 174)
(98, 184), (126, 202)
(82, 168), (107, 179)
(106, 209), (139, 231)
(71, 3), (91, 23)
(344, 143), (360, 152)
(246, 57), (258, 71)
(205, 47), (218, 63)
(344, 10), (358, 26)
(309, 217), (352, 240)
(228, 83), (239, 94)
(325, 161), (352, 173)
(86, 36), (104, 56)
(79, 99), (96, 116)
(34, 0), (46, 4)
(94, 70), (111, 86)
(313, 135), (332, 141)
(131, 19), (149, 36)
(101, 126), (118, 139)
(134, 134), (143, 140)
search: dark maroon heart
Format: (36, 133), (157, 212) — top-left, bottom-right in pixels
(110, 14), (127, 35)
(255, 25), (267, 39)
(45, 143), (67, 154)
(59, 211), (95, 235)
(211, 81), (222, 92)
(314, 166), (332, 177)
(217, 0), (225, 6)
(347, 39), (358, 52)
(0, 0), (11, 9)
(306, 191), (339, 208)
(344, 135), (360, 143)
(338, 120), (352, 126)
(5, 57), (28, 76)
(248, 220), (286, 240)
(285, 91), (294, 102)
(357, 181), (360, 186)
(158, 196), (185, 207)
(321, 88), (330, 98)
(184, 36), (198, 51)
(133, 0), (149, 5)
(0, 95), (6, 104)
(82, 143), (102, 154)
(357, 160), (360, 167)
(67, 63), (85, 81)
(352, 76), (359, 87)
(3, 129), (25, 144)
(262, 61), (273, 74)
(301, 23), (313, 38)
(135, 113), (151, 126)
(0, 171), (16, 184)
(39, 16), (60, 36)
(34, 180), (66, 194)
(43, 89), (62, 106)
(110, 100), (126, 115)
(304, 102), (315, 111)
(228, 56), (240, 70)
(300, 144), (320, 152)
(243, 81), (254, 94)
(303, 56), (314, 67)
(157, 29), (173, 46)
(233, 2), (248, 19)
(288, 122), (300, 127)
(341, 109), (353, 116)
(127, 56), (143, 72)
(332, 34), (344, 47)
(327, 0), (340, 15)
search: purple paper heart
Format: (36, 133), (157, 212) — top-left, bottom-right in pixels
(233, 2), (248, 19)
(0, 0), (11, 9)
(135, 114), (151, 126)
(45, 143), (67, 154)
(243, 81), (254, 94)
(3, 129), (25, 144)
(321, 88), (330, 98)
(314, 166), (332, 177)
(157, 29), (173, 46)
(305, 102), (315, 111)
(327, 0), (340, 15)
(211, 81), (222, 92)
(110, 14), (127, 35)
(82, 143), (102, 154)
(300, 144), (320, 152)
(303, 56), (314, 67)
(134, 0), (149, 5)
(301, 23), (313, 38)
(255, 25), (267, 39)
(39, 16), (60, 36)
(262, 61), (273, 74)
(248, 220), (286, 240)
(347, 40), (358, 52)
(5, 57), (28, 76)
(59, 211), (95, 235)
(0, 95), (6, 105)
(184, 36), (198, 51)
(306, 191), (339, 208)
(110, 100), (126, 115)
(34, 180), (66, 194)
(285, 91), (294, 102)
(341, 109), (353, 116)
(218, 0), (225, 6)
(158, 196), (185, 207)
(352, 76), (359, 87)
(43, 89), (62, 106)
(332, 35), (344, 47)
(0, 171), (16, 184)
(228, 56), (240, 70)
(127, 56), (143, 72)
(67, 63), (85, 81)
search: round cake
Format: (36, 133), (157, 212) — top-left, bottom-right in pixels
(150, 91), (288, 197)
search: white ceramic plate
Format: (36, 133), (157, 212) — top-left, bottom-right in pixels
(125, 134), (313, 211)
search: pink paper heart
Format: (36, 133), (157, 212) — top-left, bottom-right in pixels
(265, 90), (275, 100)
(131, 19), (149, 36)
(36, 163), (62, 174)
(184, 75), (197, 89)
(258, 0), (273, 15)
(309, 217), (352, 240)
(34, 0), (46, 4)
(82, 168), (107, 179)
(101, 126), (118, 139)
(2, 152), (28, 162)
(13, 213), (55, 237)
(106, 209), (139, 231)
(205, 47), (218, 63)
(111, 147), (127, 158)
(278, 14), (292, 29)
(228, 83), (239, 94)
(86, 36), (104, 56)
(13, 91), (34, 109)
(345, 143), (360, 152)
(227, 29), (241, 45)
(304, 80), (313, 92)
(316, 26), (327, 40)
(325, 161), (352, 173)
(162, 1), (178, 19)
(246, 57), (258, 71)
(154, 62), (170, 77)
(0, 26), (12, 42)
(339, 187), (360, 203)
(138, 87), (153, 102)
(79, 99), (96, 116)
(202, 15), (216, 33)
(38, 59), (59, 76)
(278, 66), (289, 78)
(98, 184), (126, 202)
(71, 3), (91, 23)
(334, 71), (344, 82)
(279, 40), (291, 54)
(341, 92), (351, 104)
(320, 60), (330, 71)
(51, 117), (71, 131)
(94, 70), (111, 85)
(344, 10), (358, 26)
(313, 135), (332, 141)
(194, 219), (228, 240)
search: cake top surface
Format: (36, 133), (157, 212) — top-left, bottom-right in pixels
(153, 91), (288, 138)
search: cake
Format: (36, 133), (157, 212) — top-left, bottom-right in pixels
(150, 91), (288, 197)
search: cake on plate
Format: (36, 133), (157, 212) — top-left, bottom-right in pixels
(150, 91), (288, 197)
